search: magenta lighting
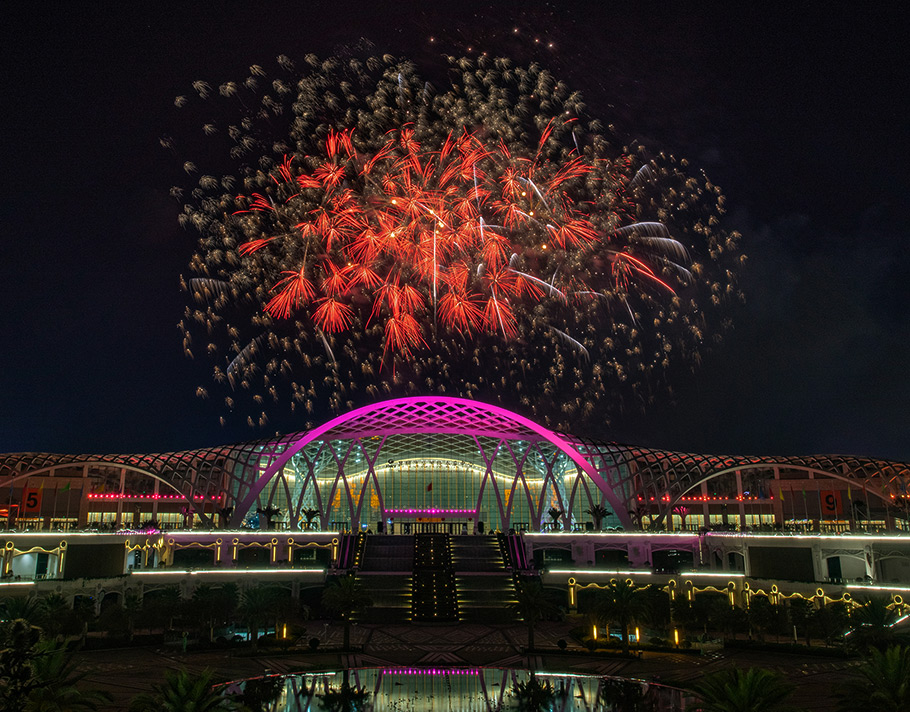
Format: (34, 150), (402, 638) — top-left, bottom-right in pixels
(86, 494), (222, 501)
(115, 528), (161, 536)
(382, 668), (480, 676)
(385, 508), (475, 516)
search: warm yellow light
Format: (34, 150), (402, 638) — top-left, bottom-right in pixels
(282, 624), (287, 639)
(673, 629), (679, 646)
(635, 626), (640, 642)
(592, 625), (597, 640)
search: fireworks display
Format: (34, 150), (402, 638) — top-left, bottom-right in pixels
(172, 52), (743, 431)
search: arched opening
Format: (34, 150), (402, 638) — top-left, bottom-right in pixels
(230, 397), (630, 530)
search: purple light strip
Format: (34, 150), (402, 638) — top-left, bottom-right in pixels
(382, 668), (480, 676)
(115, 528), (161, 536)
(385, 508), (476, 516)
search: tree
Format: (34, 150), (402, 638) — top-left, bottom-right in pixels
(24, 640), (111, 711)
(672, 505), (690, 531)
(0, 597), (42, 627)
(302, 508), (320, 531)
(598, 678), (656, 712)
(593, 580), (649, 654)
(123, 590), (143, 641)
(0, 619), (42, 712)
(96, 603), (129, 640)
(256, 506), (282, 530)
(36, 593), (73, 641)
(143, 586), (183, 631)
(835, 645), (910, 712)
(787, 598), (814, 645)
(317, 671), (371, 712)
(192, 584), (220, 643)
(128, 668), (244, 712)
(509, 674), (562, 712)
(238, 585), (279, 650)
(814, 601), (850, 646)
(746, 596), (784, 643)
(546, 507), (563, 532)
(585, 503), (611, 531)
(216, 507), (234, 529)
(691, 667), (800, 712)
(847, 597), (909, 652)
(509, 579), (562, 652)
(239, 676), (284, 712)
(321, 575), (373, 652)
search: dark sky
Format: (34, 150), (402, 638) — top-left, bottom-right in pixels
(1, 3), (908, 460)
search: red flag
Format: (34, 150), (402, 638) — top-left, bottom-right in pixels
(426, 483), (433, 492)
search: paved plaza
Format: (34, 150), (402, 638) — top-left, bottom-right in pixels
(74, 620), (860, 710)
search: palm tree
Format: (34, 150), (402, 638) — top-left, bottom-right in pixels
(256, 506), (282, 530)
(216, 507), (234, 529)
(593, 580), (649, 654)
(814, 601), (850, 646)
(318, 669), (371, 712)
(509, 579), (563, 652)
(321, 574), (373, 651)
(302, 508), (320, 531)
(192, 584), (220, 643)
(672, 505), (690, 531)
(746, 596), (784, 643)
(509, 674), (559, 712)
(24, 640), (111, 711)
(835, 645), (910, 712)
(546, 507), (563, 532)
(36, 593), (73, 640)
(143, 586), (183, 631)
(0, 596), (42, 627)
(128, 668), (244, 712)
(787, 598), (813, 645)
(585, 503), (611, 531)
(847, 597), (909, 651)
(691, 667), (800, 712)
(238, 584), (278, 650)
(0, 618), (42, 712)
(318, 671), (371, 712)
(598, 678), (654, 712)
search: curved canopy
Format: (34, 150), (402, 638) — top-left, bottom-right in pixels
(231, 396), (632, 526)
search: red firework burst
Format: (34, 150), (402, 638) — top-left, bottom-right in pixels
(234, 120), (661, 360)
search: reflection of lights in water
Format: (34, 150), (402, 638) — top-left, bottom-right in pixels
(226, 668), (685, 711)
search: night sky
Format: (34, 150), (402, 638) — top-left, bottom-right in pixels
(2, 4), (908, 460)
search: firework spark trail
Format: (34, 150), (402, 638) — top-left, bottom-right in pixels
(174, 52), (744, 429)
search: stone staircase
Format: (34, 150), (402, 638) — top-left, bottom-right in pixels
(451, 535), (519, 623)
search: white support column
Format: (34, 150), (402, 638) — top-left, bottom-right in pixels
(864, 545), (875, 581)
(116, 468), (126, 528)
(735, 470), (746, 530)
(78, 465), (91, 527)
(811, 543), (825, 583)
(628, 542), (652, 569)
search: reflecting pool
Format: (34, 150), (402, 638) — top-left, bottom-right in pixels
(222, 667), (691, 711)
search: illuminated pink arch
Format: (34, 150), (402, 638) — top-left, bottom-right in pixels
(232, 396), (632, 527)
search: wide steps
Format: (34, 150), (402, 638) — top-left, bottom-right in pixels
(359, 534), (414, 572)
(411, 534), (459, 622)
(358, 574), (412, 623)
(449, 535), (507, 572)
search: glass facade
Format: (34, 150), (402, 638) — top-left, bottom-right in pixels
(244, 433), (607, 532)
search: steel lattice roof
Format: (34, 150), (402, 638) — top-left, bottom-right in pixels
(2, 397), (909, 525)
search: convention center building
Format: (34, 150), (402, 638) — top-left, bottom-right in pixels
(3, 396), (910, 615)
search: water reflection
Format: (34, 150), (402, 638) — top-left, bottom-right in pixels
(224, 667), (689, 711)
